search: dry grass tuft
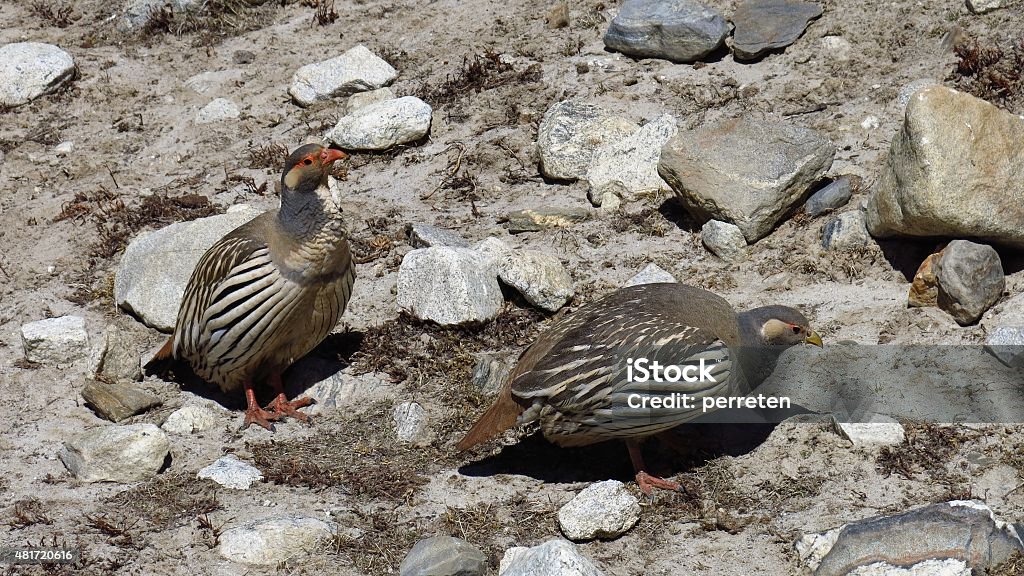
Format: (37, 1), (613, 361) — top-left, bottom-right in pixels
(9, 498), (53, 528)
(421, 51), (542, 109)
(28, 0), (73, 27)
(876, 422), (968, 479)
(104, 472), (222, 531)
(952, 36), (1024, 113)
(247, 142), (289, 171)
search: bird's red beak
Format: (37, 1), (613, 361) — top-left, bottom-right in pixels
(321, 148), (348, 164)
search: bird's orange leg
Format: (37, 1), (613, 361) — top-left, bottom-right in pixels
(263, 372), (313, 423)
(626, 439), (682, 494)
(242, 383), (281, 431)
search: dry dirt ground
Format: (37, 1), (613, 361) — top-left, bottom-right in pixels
(2, 0), (1024, 574)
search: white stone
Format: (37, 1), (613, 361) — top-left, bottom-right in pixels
(162, 405), (220, 434)
(499, 539), (604, 576)
(819, 36), (852, 60)
(624, 263), (676, 287)
(557, 480), (641, 541)
(861, 115), (881, 130)
(59, 423), (170, 483)
(0, 42), (76, 108)
(701, 220), (747, 261)
(832, 414), (906, 447)
(496, 250), (574, 312)
(327, 96), (432, 150)
(967, 0), (1002, 13)
(393, 401), (427, 443)
(537, 100), (637, 181)
(289, 45), (397, 107)
(115, 206), (262, 331)
(397, 247), (504, 325)
(54, 141), (74, 156)
(195, 97), (240, 124)
(407, 223), (469, 249)
(347, 86), (395, 112)
(217, 515), (335, 565)
(473, 237), (512, 267)
(823, 211), (870, 251)
(985, 326), (1024, 368)
(197, 455), (263, 490)
(585, 114), (677, 201)
(21, 315), (89, 364)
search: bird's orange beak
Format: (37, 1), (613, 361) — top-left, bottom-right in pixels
(321, 148), (347, 164)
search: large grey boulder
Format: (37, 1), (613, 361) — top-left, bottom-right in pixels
(289, 45), (397, 107)
(217, 515), (335, 565)
(114, 206), (261, 332)
(397, 247), (504, 325)
(499, 539), (604, 576)
(660, 116), (835, 242)
(537, 100), (637, 181)
(866, 87), (1024, 248)
(400, 535), (486, 576)
(59, 423), (170, 483)
(934, 240), (1004, 326)
(731, 0), (823, 61)
(0, 42), (76, 108)
(326, 96), (432, 150)
(603, 0), (729, 63)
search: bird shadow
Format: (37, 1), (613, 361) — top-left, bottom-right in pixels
(457, 421), (777, 484)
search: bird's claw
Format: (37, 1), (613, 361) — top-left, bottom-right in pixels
(264, 394), (314, 424)
(635, 471), (684, 495)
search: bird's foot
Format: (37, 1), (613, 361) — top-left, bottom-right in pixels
(635, 471), (683, 495)
(242, 405), (282, 431)
(265, 393), (314, 423)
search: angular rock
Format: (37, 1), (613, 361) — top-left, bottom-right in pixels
(603, 0), (729, 63)
(327, 96), (431, 150)
(967, 0), (1003, 13)
(822, 211), (870, 251)
(82, 379), (161, 423)
(473, 237), (513, 267)
(499, 539), (604, 576)
(89, 324), (143, 381)
(985, 326), (1024, 369)
(115, 205), (261, 331)
(162, 405), (220, 434)
(804, 177), (852, 217)
(405, 223), (469, 249)
(120, 0), (196, 30)
(289, 45), (397, 107)
(558, 480), (641, 541)
(195, 97), (240, 124)
(497, 250), (574, 312)
(218, 515), (335, 565)
(866, 87), (1024, 248)
(831, 414), (906, 447)
(397, 247), (504, 325)
(536, 101), (637, 181)
(934, 240), (1004, 326)
(197, 455), (263, 490)
(393, 401), (428, 443)
(400, 535), (487, 576)
(472, 352), (513, 396)
(21, 315), (89, 364)
(347, 86), (395, 113)
(0, 42), (76, 108)
(908, 251), (942, 308)
(506, 206), (591, 233)
(585, 114), (677, 203)
(731, 0), (823, 61)
(701, 220), (747, 261)
(59, 423), (170, 483)
(660, 116), (835, 242)
(796, 501), (1024, 575)
(624, 263), (676, 287)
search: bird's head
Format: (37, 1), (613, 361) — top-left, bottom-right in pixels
(281, 143), (347, 193)
(739, 305), (823, 347)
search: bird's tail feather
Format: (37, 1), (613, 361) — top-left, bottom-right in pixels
(456, 387), (523, 451)
(143, 336), (174, 372)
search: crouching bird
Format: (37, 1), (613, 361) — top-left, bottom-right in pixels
(147, 144), (355, 431)
(456, 282), (822, 494)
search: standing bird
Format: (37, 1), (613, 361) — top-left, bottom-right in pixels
(148, 144), (355, 430)
(457, 282), (822, 493)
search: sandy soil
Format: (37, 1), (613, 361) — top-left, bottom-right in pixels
(2, 0), (1024, 574)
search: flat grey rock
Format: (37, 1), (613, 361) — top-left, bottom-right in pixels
(557, 480), (641, 541)
(822, 211), (870, 251)
(327, 96), (431, 150)
(967, 0), (1003, 13)
(397, 247), (504, 325)
(934, 240), (1004, 326)
(82, 379), (161, 423)
(59, 423), (170, 483)
(831, 414), (905, 447)
(406, 223), (469, 248)
(804, 177), (852, 217)
(701, 220), (747, 261)
(506, 206), (592, 233)
(400, 535), (486, 576)
(660, 116), (835, 242)
(289, 45), (397, 107)
(197, 455), (263, 490)
(867, 87), (1024, 248)
(0, 42), (76, 108)
(472, 352), (513, 396)
(537, 100), (637, 181)
(347, 86), (396, 113)
(603, 0), (729, 63)
(21, 315), (89, 365)
(623, 263), (677, 287)
(88, 324), (143, 381)
(114, 205), (261, 332)
(731, 0), (823, 61)
(217, 515), (335, 565)
(499, 539), (604, 576)
(985, 326), (1024, 368)
(496, 250), (574, 312)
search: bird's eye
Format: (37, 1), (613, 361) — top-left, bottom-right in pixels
(792, 325), (801, 334)
(302, 158), (313, 166)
